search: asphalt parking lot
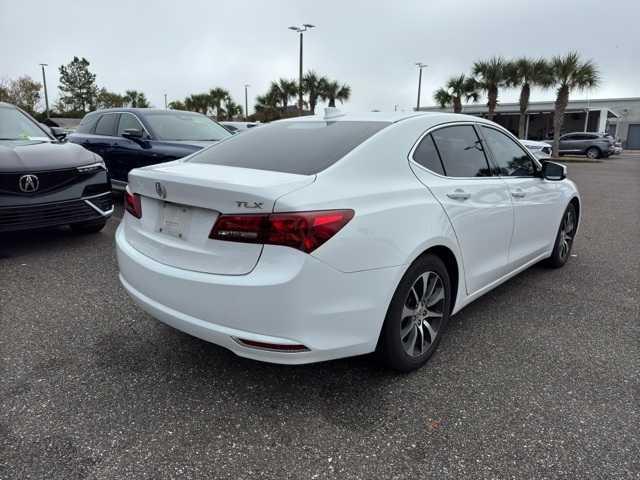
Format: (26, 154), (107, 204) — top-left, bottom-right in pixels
(1, 154), (639, 479)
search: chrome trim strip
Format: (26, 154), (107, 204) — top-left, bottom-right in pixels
(231, 337), (309, 353)
(82, 192), (114, 216)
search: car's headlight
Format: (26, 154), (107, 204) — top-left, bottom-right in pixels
(77, 157), (106, 173)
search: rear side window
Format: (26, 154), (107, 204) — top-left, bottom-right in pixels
(190, 121), (390, 175)
(431, 125), (492, 177)
(117, 113), (144, 136)
(94, 113), (119, 136)
(76, 113), (99, 134)
(412, 134), (445, 175)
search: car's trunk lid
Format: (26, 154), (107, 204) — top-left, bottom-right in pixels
(125, 162), (315, 275)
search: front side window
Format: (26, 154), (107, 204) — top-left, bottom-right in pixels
(190, 121), (390, 175)
(430, 125), (492, 177)
(117, 113), (144, 136)
(481, 126), (535, 177)
(412, 133), (445, 175)
(76, 113), (99, 134)
(94, 114), (119, 136)
(144, 112), (231, 141)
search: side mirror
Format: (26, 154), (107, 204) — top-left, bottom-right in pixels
(542, 161), (566, 181)
(50, 126), (68, 141)
(122, 128), (144, 139)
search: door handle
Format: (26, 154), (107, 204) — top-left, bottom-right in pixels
(511, 190), (526, 198)
(447, 189), (471, 200)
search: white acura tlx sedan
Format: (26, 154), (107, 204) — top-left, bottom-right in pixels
(116, 109), (580, 372)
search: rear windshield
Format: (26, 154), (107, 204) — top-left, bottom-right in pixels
(189, 121), (390, 175)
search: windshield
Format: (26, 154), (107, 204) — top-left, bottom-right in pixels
(0, 107), (51, 141)
(144, 112), (231, 141)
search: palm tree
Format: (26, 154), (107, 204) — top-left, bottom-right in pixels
(303, 71), (329, 114)
(432, 74), (478, 113)
(504, 58), (552, 138)
(208, 87), (229, 120)
(320, 80), (351, 108)
(549, 52), (600, 156)
(168, 100), (186, 110)
(472, 57), (507, 121)
(123, 90), (150, 108)
(254, 91), (280, 121)
(268, 79), (297, 112)
(223, 96), (243, 120)
(184, 93), (210, 114)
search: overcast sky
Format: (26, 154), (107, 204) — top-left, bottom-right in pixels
(1, 0), (638, 114)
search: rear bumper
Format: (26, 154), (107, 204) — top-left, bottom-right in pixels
(0, 192), (113, 232)
(116, 224), (402, 364)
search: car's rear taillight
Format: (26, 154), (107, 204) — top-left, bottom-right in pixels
(124, 188), (142, 219)
(209, 209), (354, 253)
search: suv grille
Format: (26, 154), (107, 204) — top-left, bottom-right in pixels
(0, 198), (106, 232)
(0, 168), (83, 195)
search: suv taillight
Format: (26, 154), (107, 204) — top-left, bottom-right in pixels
(124, 188), (142, 219)
(209, 210), (354, 253)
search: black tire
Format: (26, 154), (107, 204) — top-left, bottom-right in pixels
(70, 218), (107, 234)
(378, 254), (451, 372)
(586, 146), (601, 159)
(545, 203), (577, 268)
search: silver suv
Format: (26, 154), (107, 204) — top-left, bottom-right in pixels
(557, 132), (615, 159)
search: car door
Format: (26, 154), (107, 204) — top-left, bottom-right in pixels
(559, 134), (582, 153)
(479, 125), (564, 269)
(87, 112), (120, 174)
(410, 123), (514, 294)
(110, 113), (159, 185)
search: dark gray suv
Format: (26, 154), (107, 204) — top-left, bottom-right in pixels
(557, 132), (615, 159)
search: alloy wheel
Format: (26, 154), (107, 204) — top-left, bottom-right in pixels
(559, 208), (575, 260)
(400, 271), (445, 357)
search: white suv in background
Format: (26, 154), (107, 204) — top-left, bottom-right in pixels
(521, 139), (552, 159)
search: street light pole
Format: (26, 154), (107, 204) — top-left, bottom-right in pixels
(39, 63), (49, 119)
(415, 62), (427, 111)
(289, 24), (315, 116)
(244, 84), (250, 121)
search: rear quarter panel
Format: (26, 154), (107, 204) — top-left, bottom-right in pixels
(274, 116), (464, 275)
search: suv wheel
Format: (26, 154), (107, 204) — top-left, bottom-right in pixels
(586, 147), (601, 159)
(378, 254), (451, 372)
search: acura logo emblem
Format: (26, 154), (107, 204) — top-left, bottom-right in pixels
(155, 182), (167, 199)
(19, 174), (39, 193)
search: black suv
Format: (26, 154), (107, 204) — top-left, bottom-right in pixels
(0, 102), (113, 233)
(557, 132), (615, 159)
(68, 109), (231, 188)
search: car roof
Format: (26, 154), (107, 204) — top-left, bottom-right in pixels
(0, 101), (16, 109)
(89, 108), (204, 116)
(276, 110), (489, 126)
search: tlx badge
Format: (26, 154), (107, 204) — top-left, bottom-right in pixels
(236, 201), (263, 209)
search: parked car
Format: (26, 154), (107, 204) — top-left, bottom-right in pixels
(0, 102), (113, 233)
(116, 110), (580, 372)
(520, 139), (551, 159)
(613, 139), (623, 156)
(219, 121), (260, 134)
(68, 109), (232, 189)
(554, 132), (615, 159)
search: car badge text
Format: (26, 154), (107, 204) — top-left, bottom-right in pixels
(18, 174), (39, 193)
(236, 201), (263, 209)
(155, 182), (167, 199)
